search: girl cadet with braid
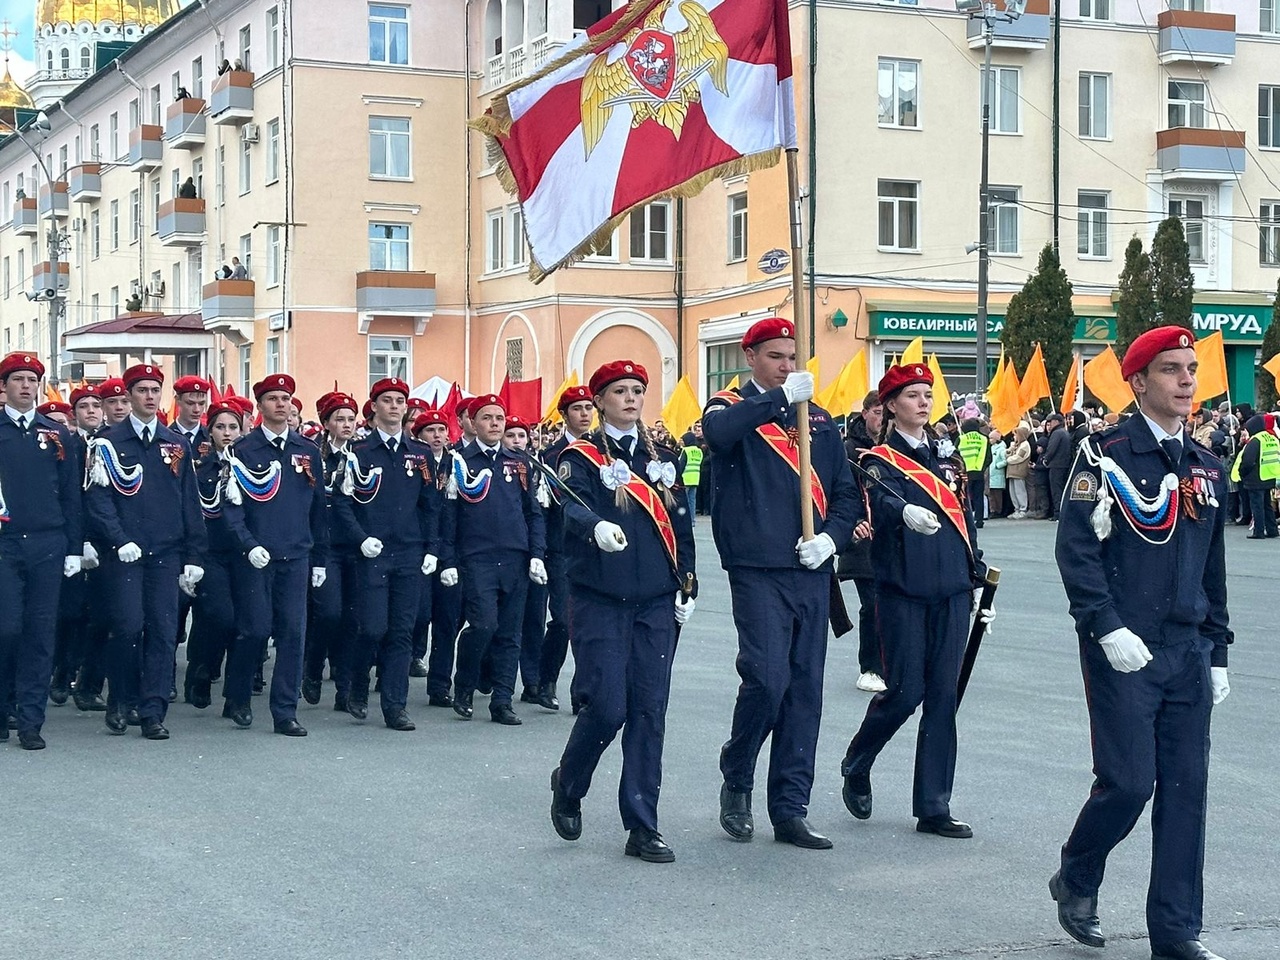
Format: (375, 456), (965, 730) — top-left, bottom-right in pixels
(548, 360), (697, 864)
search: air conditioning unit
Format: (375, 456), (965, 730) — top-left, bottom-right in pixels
(146, 280), (166, 299)
(241, 123), (260, 144)
(130, 278), (142, 296)
(72, 217), (85, 232)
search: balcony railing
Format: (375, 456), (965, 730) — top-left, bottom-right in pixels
(38, 180), (69, 220)
(1157, 10), (1236, 66)
(1156, 127), (1246, 180)
(157, 198), (206, 246)
(128, 124), (163, 172)
(202, 279), (255, 320)
(967, 0), (1051, 49)
(355, 270), (436, 334)
(31, 260), (70, 296)
(68, 163), (102, 203)
(210, 70), (255, 125)
(165, 97), (207, 148)
(11, 197), (37, 235)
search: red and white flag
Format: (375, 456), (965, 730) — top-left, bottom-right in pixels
(473, 0), (796, 282)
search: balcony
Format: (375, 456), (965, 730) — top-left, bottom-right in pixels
(31, 260), (70, 295)
(157, 198), (206, 246)
(355, 270), (436, 334)
(210, 70), (254, 126)
(68, 163), (102, 203)
(165, 97), (207, 148)
(128, 124), (163, 172)
(485, 43), (530, 89)
(967, 0), (1051, 49)
(38, 180), (69, 220)
(1157, 10), (1236, 67)
(1156, 127), (1246, 180)
(202, 279), (256, 343)
(11, 197), (37, 235)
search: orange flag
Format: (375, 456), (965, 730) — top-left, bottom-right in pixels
(1263, 352), (1280, 393)
(1060, 351), (1082, 413)
(1019, 344), (1051, 413)
(989, 359), (1024, 434)
(45, 384), (62, 404)
(1083, 347), (1134, 413)
(1192, 331), (1229, 405)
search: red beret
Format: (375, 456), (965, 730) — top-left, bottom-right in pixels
(70, 385), (100, 407)
(207, 401), (242, 422)
(361, 399), (374, 420)
(318, 393), (358, 422)
(99, 378), (127, 398)
(301, 423), (322, 440)
(558, 385), (592, 411)
(406, 397), (427, 412)
(173, 375), (210, 395)
(123, 363), (164, 389)
(290, 396), (303, 412)
(589, 360), (648, 396)
(412, 410), (448, 434)
(471, 393), (505, 415)
(38, 401), (72, 417)
(504, 414), (529, 432)
(1121, 325), (1196, 379)
(457, 396), (482, 417)
(0, 352), (45, 381)
(370, 377), (410, 401)
(877, 362), (933, 403)
(253, 374), (296, 399)
(227, 395), (255, 416)
(741, 317), (795, 351)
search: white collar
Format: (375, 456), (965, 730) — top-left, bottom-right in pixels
(326, 438), (348, 454)
(895, 425), (927, 449)
(749, 378), (770, 395)
(129, 414), (158, 437)
(603, 423), (639, 442)
(4, 404), (34, 424)
(1140, 411), (1183, 446)
(475, 440), (500, 457)
(377, 428), (403, 446)
(261, 424), (288, 445)
(176, 420), (201, 436)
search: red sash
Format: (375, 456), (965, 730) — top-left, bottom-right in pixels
(709, 390), (828, 519)
(862, 445), (971, 554)
(565, 440), (678, 571)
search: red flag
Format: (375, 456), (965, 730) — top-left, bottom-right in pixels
(500, 377), (543, 423)
(208, 380), (223, 406)
(472, 0), (796, 281)
(438, 382), (464, 442)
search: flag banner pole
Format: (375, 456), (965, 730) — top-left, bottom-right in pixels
(786, 149), (815, 541)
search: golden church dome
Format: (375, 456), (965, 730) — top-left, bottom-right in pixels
(0, 65), (35, 110)
(37, 0), (180, 29)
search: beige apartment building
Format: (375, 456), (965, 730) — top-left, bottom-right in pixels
(2, 0), (1279, 411)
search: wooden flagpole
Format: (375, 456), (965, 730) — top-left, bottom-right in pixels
(786, 149), (815, 540)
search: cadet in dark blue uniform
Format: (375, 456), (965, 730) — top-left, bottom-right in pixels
(410, 409), (460, 708)
(548, 361), (696, 863)
(1050, 327), (1232, 960)
(332, 377), (439, 732)
(83, 364), (206, 740)
(43, 397), (90, 708)
(707, 318), (860, 849)
(0, 353), (83, 749)
(171, 375), (211, 702)
(839, 363), (990, 839)
(221, 374), (329, 736)
(438, 393), (547, 724)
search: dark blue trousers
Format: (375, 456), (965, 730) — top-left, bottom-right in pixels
(349, 552), (420, 718)
(0, 532), (64, 733)
(188, 553), (237, 688)
(412, 568), (461, 698)
(305, 553), (355, 696)
(518, 580), (549, 690)
(559, 592), (676, 832)
(76, 566), (109, 696)
(1246, 488), (1277, 537)
(539, 554), (572, 691)
(104, 550), (181, 724)
(53, 569), (88, 683)
(233, 558), (308, 724)
(1061, 637), (1213, 945)
(720, 567), (830, 824)
(841, 589), (969, 819)
(454, 553), (527, 708)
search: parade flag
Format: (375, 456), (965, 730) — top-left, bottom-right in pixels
(807, 355), (820, 384)
(1084, 346), (1134, 413)
(1192, 331), (1229, 405)
(661, 374), (702, 436)
(438, 382), (464, 442)
(1060, 350), (1082, 413)
(927, 354), (951, 423)
(988, 357), (1023, 434)
(816, 348), (868, 416)
(1263, 352), (1280, 393)
(1019, 344), (1051, 413)
(541, 370), (580, 423)
(900, 337), (924, 366)
(472, 0), (797, 281)
(45, 384), (61, 403)
(499, 375), (543, 423)
(725, 374), (740, 390)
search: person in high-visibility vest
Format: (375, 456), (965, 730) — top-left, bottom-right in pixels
(957, 420), (991, 528)
(680, 430), (704, 518)
(1232, 414), (1280, 538)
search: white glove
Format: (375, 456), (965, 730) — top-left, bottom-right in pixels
(902, 504), (941, 535)
(795, 532), (836, 570)
(183, 565), (204, 586)
(529, 557), (548, 584)
(247, 546), (271, 569)
(1098, 627), (1153, 673)
(82, 541), (99, 570)
(593, 521), (628, 552)
(440, 567), (458, 587)
(1210, 666), (1230, 705)
(977, 605), (996, 635)
(178, 574), (198, 598)
(63, 556), (82, 578)
(117, 542), (142, 563)
(781, 371), (815, 405)
(674, 594), (695, 625)
(421, 553), (438, 576)
(310, 567), (327, 588)
(360, 537), (384, 559)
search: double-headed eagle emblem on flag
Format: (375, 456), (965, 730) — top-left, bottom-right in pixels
(580, 0), (729, 159)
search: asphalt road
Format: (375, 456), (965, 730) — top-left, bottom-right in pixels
(5, 519), (1278, 959)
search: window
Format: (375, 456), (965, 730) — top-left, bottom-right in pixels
(266, 118), (280, 183)
(172, 262), (182, 309)
(1260, 202), (1280, 265)
(2, 257), (8, 298)
(629, 201), (671, 262)
(369, 336), (410, 386)
(110, 199), (120, 250)
(266, 336), (280, 375)
(129, 98), (139, 130)
(74, 135), (81, 164)
(985, 66), (1020, 134)
(151, 176), (161, 232)
(129, 188), (140, 243)
(89, 123), (99, 160)
(110, 286), (119, 318)
(369, 222), (410, 270)
(90, 210), (101, 260)
(1261, 86), (1280, 149)
(1079, 73), (1110, 139)
(877, 180), (920, 251)
(80, 46), (90, 71)
(485, 210), (504, 272)
(57, 144), (67, 176)
(239, 24), (252, 71)
(239, 344), (252, 392)
(171, 71), (182, 99)
(877, 59), (919, 128)
(61, 46), (70, 71)
(706, 340), (751, 395)
(1079, 0), (1110, 18)
(989, 186), (1020, 254)
(1265, 0), (1280, 33)
(1077, 191), (1109, 259)
(16, 252), (24, 294)
(192, 56), (203, 98)
(583, 230), (616, 260)
(239, 136), (252, 195)
(266, 6), (281, 70)
(727, 193), (748, 262)
(149, 84), (161, 125)
(193, 157), (204, 197)
(1168, 197), (1206, 263)
(1169, 0), (1205, 9)
(505, 338), (524, 380)
(171, 168), (181, 200)
(239, 233), (253, 274)
(508, 207), (526, 267)
(109, 113), (119, 160)
(369, 4), (409, 65)
(369, 116), (411, 178)
(266, 225), (282, 285)
(91, 293), (99, 319)
(217, 145), (226, 206)
(1168, 79), (1206, 129)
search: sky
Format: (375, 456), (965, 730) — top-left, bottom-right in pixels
(0, 0), (37, 85)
